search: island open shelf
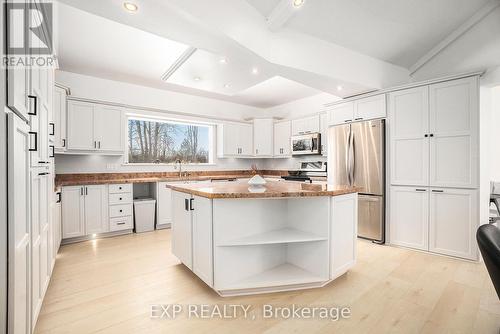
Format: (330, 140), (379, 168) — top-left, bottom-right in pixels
(168, 180), (359, 296)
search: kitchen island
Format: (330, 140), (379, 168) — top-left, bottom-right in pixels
(167, 180), (359, 296)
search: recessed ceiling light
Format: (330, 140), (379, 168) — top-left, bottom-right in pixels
(219, 58), (228, 64)
(293, 0), (305, 8)
(336, 85), (343, 91)
(193, 77), (201, 82)
(123, 2), (138, 12)
(252, 67), (259, 75)
(224, 83), (231, 88)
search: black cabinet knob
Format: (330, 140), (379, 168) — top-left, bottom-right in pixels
(119, 210), (123, 213)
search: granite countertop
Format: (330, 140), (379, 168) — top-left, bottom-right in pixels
(54, 171), (287, 188)
(166, 180), (360, 199)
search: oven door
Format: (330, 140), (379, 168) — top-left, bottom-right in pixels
(291, 134), (320, 155)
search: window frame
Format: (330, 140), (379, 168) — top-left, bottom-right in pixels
(125, 115), (214, 165)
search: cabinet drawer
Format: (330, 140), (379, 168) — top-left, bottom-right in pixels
(109, 184), (132, 194)
(109, 204), (132, 218)
(109, 216), (133, 232)
(109, 192), (132, 205)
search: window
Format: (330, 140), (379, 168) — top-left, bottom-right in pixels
(127, 118), (212, 164)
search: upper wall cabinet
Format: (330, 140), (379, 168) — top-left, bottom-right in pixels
(328, 94), (386, 126)
(253, 119), (273, 157)
(67, 101), (124, 154)
(217, 122), (253, 158)
(291, 115), (320, 136)
(274, 120), (291, 157)
(389, 76), (479, 189)
(53, 86), (68, 152)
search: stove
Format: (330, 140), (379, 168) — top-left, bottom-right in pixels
(281, 161), (327, 183)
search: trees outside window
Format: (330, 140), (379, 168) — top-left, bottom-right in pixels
(128, 118), (210, 164)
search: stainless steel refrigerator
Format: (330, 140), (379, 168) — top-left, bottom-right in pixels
(328, 119), (385, 243)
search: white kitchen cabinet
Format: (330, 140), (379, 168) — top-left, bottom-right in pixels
(171, 191), (193, 269)
(328, 102), (354, 126)
(354, 94), (386, 121)
(429, 188), (478, 260)
(7, 113), (31, 334)
(390, 186), (429, 251)
(291, 115), (320, 135)
(253, 119), (273, 157)
(29, 94), (49, 168)
(108, 183), (132, 232)
(53, 191), (62, 258)
(217, 122), (253, 157)
(67, 101), (95, 151)
(61, 186), (85, 239)
(330, 193), (358, 280)
(157, 182), (173, 228)
(429, 77), (478, 189)
(192, 196), (214, 287)
(53, 86), (67, 151)
(388, 86), (430, 186)
(67, 100), (124, 153)
(320, 113), (328, 156)
(84, 185), (109, 234)
(93, 105), (124, 152)
(273, 120), (291, 157)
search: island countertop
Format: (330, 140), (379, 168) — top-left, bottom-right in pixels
(166, 180), (361, 199)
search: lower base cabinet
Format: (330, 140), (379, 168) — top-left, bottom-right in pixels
(390, 186), (478, 260)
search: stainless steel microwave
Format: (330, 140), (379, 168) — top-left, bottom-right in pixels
(291, 133), (321, 156)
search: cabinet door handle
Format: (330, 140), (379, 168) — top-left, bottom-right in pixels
(94, 141), (97, 148)
(344, 119), (352, 123)
(28, 131), (38, 151)
(56, 192), (61, 203)
(85, 187), (88, 195)
(38, 172), (49, 176)
(98, 141), (101, 149)
(80, 187), (83, 196)
(354, 118), (363, 121)
(117, 222), (125, 225)
(27, 95), (37, 116)
(49, 123), (55, 136)
(62, 138), (66, 147)
(415, 189), (427, 192)
(256, 149), (258, 155)
(49, 145), (55, 158)
(432, 189), (444, 193)
(184, 198), (189, 211)
(190, 198), (194, 211)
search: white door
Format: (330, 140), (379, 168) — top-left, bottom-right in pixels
(253, 119), (273, 157)
(354, 94), (386, 121)
(429, 188), (478, 260)
(389, 186), (429, 251)
(38, 170), (50, 304)
(388, 86), (429, 186)
(192, 196), (213, 287)
(429, 76), (478, 189)
(67, 101), (95, 150)
(7, 113), (31, 334)
(53, 86), (67, 151)
(171, 191), (193, 269)
(30, 170), (42, 321)
(61, 186), (85, 239)
(320, 113), (328, 156)
(94, 105), (123, 152)
(238, 123), (253, 156)
(84, 185), (108, 234)
(327, 102), (354, 126)
(273, 120), (291, 157)
(157, 182), (173, 227)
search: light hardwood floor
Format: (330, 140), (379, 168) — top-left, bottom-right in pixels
(35, 229), (500, 334)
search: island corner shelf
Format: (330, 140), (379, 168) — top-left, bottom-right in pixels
(217, 228), (328, 247)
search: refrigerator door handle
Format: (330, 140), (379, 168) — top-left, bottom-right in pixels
(348, 128), (355, 186)
(346, 129), (352, 186)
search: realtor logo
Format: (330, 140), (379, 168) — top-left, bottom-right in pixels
(4, 1), (55, 68)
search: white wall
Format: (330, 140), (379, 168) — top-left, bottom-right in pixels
(265, 92), (340, 119)
(411, 6), (500, 81)
(491, 86), (500, 181)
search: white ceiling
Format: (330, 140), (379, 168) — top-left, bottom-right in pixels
(246, 0), (492, 68)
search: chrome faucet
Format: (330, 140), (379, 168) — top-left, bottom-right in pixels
(174, 159), (182, 178)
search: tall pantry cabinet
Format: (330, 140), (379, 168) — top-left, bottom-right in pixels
(388, 76), (480, 260)
(6, 2), (59, 333)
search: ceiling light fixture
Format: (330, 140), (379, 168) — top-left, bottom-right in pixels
(293, 0), (305, 8)
(224, 83), (231, 88)
(194, 77), (201, 82)
(336, 85), (343, 91)
(219, 58), (228, 64)
(252, 67), (259, 75)
(123, 2), (138, 12)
